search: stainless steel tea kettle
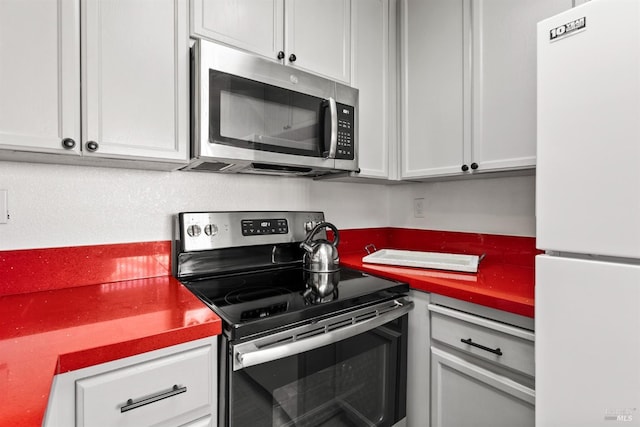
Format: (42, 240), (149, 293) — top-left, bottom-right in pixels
(300, 222), (340, 273)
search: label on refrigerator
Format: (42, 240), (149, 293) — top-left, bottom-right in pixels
(550, 17), (586, 42)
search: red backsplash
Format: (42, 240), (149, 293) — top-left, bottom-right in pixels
(0, 241), (171, 297)
(336, 228), (539, 268)
(0, 229), (538, 297)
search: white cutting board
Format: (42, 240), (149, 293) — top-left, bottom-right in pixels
(362, 249), (479, 273)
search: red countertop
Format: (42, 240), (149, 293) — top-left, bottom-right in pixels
(0, 229), (535, 426)
(337, 228), (537, 318)
(0, 243), (221, 427)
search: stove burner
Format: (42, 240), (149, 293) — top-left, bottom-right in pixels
(224, 286), (291, 305)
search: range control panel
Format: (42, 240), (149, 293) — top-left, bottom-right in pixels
(241, 219), (288, 236)
(178, 211), (325, 252)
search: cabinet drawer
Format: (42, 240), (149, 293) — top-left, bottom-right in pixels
(76, 344), (214, 427)
(431, 347), (534, 427)
(429, 304), (534, 377)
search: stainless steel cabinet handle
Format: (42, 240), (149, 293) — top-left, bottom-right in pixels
(120, 384), (187, 413)
(460, 338), (503, 356)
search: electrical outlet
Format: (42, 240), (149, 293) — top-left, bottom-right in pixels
(413, 198), (425, 218)
(0, 190), (7, 224)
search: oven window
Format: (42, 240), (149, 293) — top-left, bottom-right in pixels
(228, 318), (407, 427)
(209, 70), (328, 157)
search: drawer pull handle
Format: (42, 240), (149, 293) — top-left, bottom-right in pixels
(120, 384), (187, 413)
(460, 338), (503, 356)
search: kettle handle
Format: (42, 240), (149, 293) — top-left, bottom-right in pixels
(302, 222), (340, 248)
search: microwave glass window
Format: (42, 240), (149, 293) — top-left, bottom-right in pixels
(211, 70), (325, 157)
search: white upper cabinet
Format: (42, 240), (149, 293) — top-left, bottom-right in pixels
(400, 0), (574, 179)
(471, 0), (574, 172)
(284, 0), (351, 84)
(0, 0), (81, 156)
(0, 0), (189, 169)
(190, 0), (284, 62)
(400, 0), (467, 179)
(82, 0), (189, 162)
(191, 0), (351, 84)
(349, 0), (397, 180)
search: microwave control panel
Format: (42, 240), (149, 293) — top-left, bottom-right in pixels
(336, 103), (355, 160)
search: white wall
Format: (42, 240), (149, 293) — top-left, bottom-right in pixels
(0, 161), (390, 250)
(0, 162), (535, 250)
(388, 174), (536, 237)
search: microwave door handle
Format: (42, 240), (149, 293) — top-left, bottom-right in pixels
(324, 97), (338, 159)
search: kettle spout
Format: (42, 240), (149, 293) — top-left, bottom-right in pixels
(300, 241), (314, 253)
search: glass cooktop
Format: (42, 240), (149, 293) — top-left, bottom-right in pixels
(182, 266), (408, 341)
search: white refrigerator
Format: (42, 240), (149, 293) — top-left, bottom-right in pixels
(536, 0), (640, 426)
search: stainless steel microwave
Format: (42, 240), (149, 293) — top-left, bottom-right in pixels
(184, 39), (359, 177)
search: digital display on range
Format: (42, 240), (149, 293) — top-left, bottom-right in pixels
(241, 219), (288, 236)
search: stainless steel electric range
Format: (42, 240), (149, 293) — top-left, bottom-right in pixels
(173, 211), (413, 427)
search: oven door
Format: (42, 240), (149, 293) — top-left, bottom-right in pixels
(221, 298), (412, 427)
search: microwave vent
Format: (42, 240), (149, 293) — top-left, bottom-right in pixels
(190, 161), (234, 172)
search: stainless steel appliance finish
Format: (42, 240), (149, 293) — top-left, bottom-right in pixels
(186, 40), (359, 177)
(173, 211), (412, 427)
(232, 297), (412, 371)
(176, 211), (325, 253)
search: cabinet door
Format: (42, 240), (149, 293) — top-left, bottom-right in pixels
(0, 0), (81, 155)
(191, 0), (284, 62)
(285, 0), (351, 84)
(351, 0), (395, 179)
(180, 415), (213, 427)
(400, 0), (470, 179)
(406, 291), (430, 427)
(76, 345), (214, 427)
(431, 347), (535, 427)
(470, 0), (573, 172)
(82, 0), (189, 162)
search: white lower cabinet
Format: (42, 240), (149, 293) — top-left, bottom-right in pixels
(44, 337), (217, 427)
(406, 290), (430, 426)
(428, 296), (535, 427)
(180, 415), (214, 427)
(431, 348), (534, 427)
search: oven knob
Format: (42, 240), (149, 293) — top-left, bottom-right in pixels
(304, 221), (317, 232)
(187, 224), (202, 237)
(204, 224), (218, 237)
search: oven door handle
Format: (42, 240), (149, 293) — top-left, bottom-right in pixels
(234, 298), (413, 371)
